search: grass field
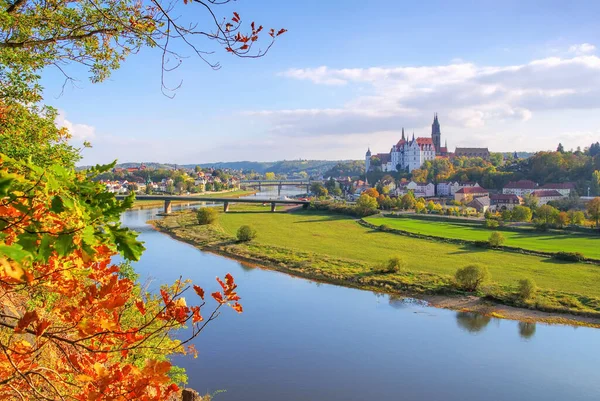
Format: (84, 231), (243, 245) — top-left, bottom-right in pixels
(154, 205), (600, 317)
(364, 215), (600, 259)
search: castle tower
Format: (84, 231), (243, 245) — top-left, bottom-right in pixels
(365, 147), (371, 172)
(432, 113), (441, 154)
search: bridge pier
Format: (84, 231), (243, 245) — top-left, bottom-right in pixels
(306, 184), (310, 194)
(224, 201), (230, 213)
(278, 184), (282, 196)
(270, 202), (276, 212)
(164, 200), (172, 214)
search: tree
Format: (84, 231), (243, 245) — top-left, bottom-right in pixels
(0, 0), (284, 397)
(375, 256), (405, 274)
(535, 204), (559, 226)
(310, 182), (328, 197)
(587, 197), (600, 228)
(489, 152), (504, 167)
(518, 278), (537, 301)
(488, 231), (505, 247)
(455, 265), (490, 292)
(265, 172), (276, 180)
(523, 194), (539, 210)
(592, 170), (600, 196)
(363, 188), (380, 199)
(325, 177), (337, 193)
(557, 143), (565, 153)
(568, 210), (585, 226)
(355, 194), (379, 215)
(196, 207), (219, 225)
(556, 211), (569, 228)
(237, 225), (257, 242)
(511, 205), (532, 222)
(0, 157), (243, 399)
(400, 192), (416, 210)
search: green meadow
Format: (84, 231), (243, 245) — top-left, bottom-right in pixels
(364, 215), (600, 259)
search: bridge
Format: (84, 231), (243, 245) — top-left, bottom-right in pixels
(116, 195), (310, 214)
(240, 179), (320, 195)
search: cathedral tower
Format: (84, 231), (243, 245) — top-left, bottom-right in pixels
(431, 113), (441, 154)
(365, 147), (371, 172)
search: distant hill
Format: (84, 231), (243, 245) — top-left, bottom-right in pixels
(79, 160), (359, 176)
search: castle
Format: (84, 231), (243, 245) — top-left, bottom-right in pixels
(365, 114), (448, 173)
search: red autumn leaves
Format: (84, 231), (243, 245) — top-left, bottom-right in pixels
(224, 12), (286, 53)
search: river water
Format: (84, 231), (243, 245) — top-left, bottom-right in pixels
(122, 188), (600, 401)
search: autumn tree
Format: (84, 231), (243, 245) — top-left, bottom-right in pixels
(0, 0), (286, 398)
(587, 197), (600, 229)
(363, 188), (380, 199)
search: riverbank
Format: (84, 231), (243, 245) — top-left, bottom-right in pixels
(150, 206), (600, 328)
(130, 189), (258, 209)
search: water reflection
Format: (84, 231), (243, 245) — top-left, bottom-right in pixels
(456, 311), (492, 334)
(519, 322), (536, 339)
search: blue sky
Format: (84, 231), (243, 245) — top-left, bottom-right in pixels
(43, 0), (600, 165)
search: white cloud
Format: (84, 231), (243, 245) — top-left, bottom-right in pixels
(567, 43), (596, 55)
(55, 111), (96, 141)
(246, 51), (600, 151)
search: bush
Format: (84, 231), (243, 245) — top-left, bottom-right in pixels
(237, 225), (257, 242)
(378, 224), (390, 232)
(197, 207), (218, 225)
(488, 231), (505, 247)
(553, 252), (585, 262)
(375, 256), (405, 274)
(455, 265), (490, 292)
(484, 219), (499, 229)
(518, 278), (537, 301)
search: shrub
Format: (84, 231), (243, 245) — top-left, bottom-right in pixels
(237, 225), (257, 242)
(378, 224), (390, 232)
(488, 231), (505, 247)
(484, 219), (499, 229)
(197, 207), (219, 225)
(553, 252), (585, 262)
(375, 256), (405, 274)
(455, 265), (490, 292)
(518, 278), (537, 301)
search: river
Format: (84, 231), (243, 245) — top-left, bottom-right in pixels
(122, 187), (600, 401)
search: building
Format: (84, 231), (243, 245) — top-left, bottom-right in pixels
(455, 148), (490, 160)
(467, 196), (490, 213)
(502, 180), (538, 197)
(539, 183), (575, 197)
(490, 194), (522, 211)
(454, 186), (489, 203)
(397, 181), (435, 198)
(365, 115), (446, 173)
(437, 181), (480, 197)
(531, 190), (564, 205)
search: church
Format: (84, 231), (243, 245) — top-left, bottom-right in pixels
(365, 114), (448, 173)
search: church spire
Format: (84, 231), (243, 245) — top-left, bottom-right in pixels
(401, 127), (405, 140)
(412, 132), (415, 141)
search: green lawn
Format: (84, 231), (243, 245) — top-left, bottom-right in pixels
(364, 216), (600, 259)
(214, 207), (600, 298)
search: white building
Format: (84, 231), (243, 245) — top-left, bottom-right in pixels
(365, 115), (448, 173)
(437, 181), (480, 197)
(397, 181), (435, 198)
(531, 190), (564, 205)
(502, 180), (538, 197)
(539, 183), (575, 197)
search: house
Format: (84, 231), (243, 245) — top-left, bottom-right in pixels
(397, 181), (435, 198)
(467, 196), (490, 213)
(436, 182), (455, 196)
(540, 183), (575, 197)
(490, 194), (522, 211)
(531, 190), (564, 205)
(502, 180), (538, 196)
(454, 186), (489, 203)
(455, 148), (490, 160)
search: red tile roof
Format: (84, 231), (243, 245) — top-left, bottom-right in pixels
(456, 186), (489, 194)
(490, 194), (521, 203)
(416, 137), (433, 145)
(532, 190), (563, 198)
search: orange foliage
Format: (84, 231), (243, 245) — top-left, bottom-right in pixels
(0, 157), (242, 400)
(363, 188), (380, 198)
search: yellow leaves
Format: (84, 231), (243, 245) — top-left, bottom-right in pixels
(0, 257), (25, 283)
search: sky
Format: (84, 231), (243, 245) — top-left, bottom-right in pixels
(42, 0), (600, 165)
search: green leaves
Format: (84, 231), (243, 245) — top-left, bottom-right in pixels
(108, 225), (145, 261)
